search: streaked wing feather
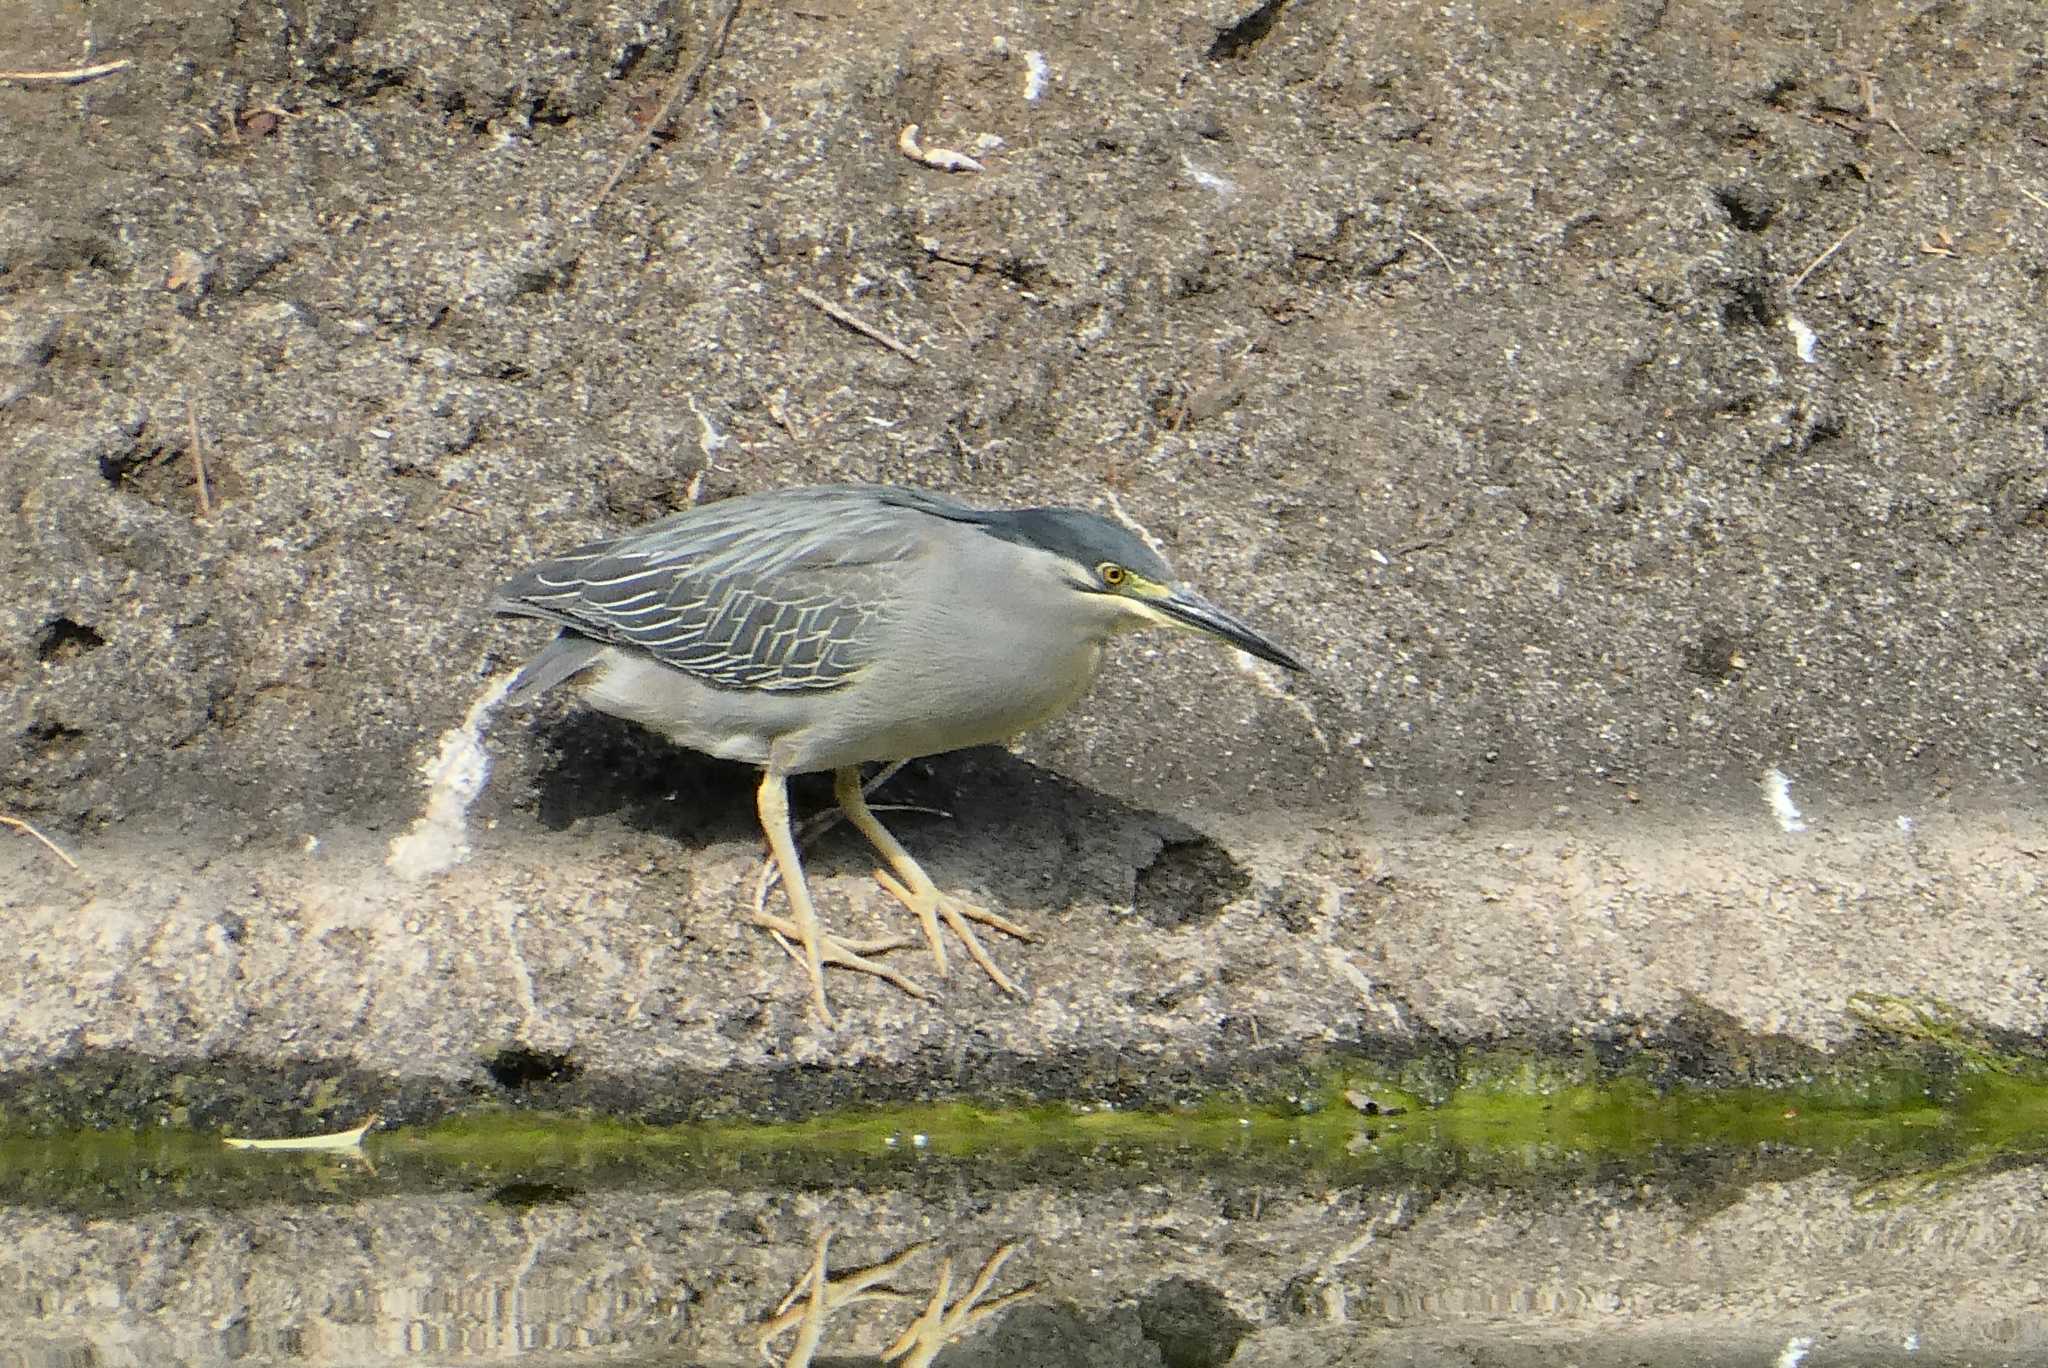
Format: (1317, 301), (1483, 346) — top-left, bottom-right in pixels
(491, 488), (933, 693)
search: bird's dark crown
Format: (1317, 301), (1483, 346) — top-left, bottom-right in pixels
(870, 486), (1176, 583)
(967, 506), (1176, 583)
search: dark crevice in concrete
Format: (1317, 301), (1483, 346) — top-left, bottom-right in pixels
(34, 618), (106, 664)
(484, 1046), (580, 1091)
(1133, 836), (1250, 929)
(1207, 0), (1289, 62)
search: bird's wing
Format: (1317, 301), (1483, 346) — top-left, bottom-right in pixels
(489, 488), (937, 693)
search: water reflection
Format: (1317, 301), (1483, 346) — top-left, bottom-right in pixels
(754, 1232), (1031, 1367)
(3, 1137), (2047, 1367)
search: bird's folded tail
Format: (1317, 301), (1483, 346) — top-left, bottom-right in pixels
(505, 633), (606, 704)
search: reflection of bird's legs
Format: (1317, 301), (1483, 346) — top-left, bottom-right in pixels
(882, 1242), (1036, 1368)
(751, 771), (923, 1026)
(754, 1229), (921, 1368)
(834, 767), (1033, 996)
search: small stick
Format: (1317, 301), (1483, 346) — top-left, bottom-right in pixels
(223, 1114), (380, 1151)
(1, 815), (81, 871)
(582, 0), (742, 216)
(1404, 228), (1456, 278)
(2016, 185), (2048, 213)
(185, 393), (213, 517)
(795, 286), (921, 363)
(1787, 222), (1859, 295)
(767, 389), (800, 442)
(1859, 70), (1921, 154)
(0, 58), (131, 85)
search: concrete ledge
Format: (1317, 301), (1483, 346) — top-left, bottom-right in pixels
(7, 793), (2043, 1127)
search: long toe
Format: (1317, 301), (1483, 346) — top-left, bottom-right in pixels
(873, 870), (1031, 998)
(754, 910), (930, 1004)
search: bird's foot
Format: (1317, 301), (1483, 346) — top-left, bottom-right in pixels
(872, 869), (1032, 998)
(753, 911), (926, 1026)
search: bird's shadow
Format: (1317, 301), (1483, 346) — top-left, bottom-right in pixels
(516, 711), (1251, 927)
(527, 710), (764, 845)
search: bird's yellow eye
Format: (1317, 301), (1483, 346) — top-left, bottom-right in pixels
(1098, 562), (1127, 587)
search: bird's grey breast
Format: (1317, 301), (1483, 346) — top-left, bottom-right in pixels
(818, 523), (1111, 758)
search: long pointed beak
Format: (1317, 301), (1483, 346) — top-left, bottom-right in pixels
(1156, 587), (1305, 671)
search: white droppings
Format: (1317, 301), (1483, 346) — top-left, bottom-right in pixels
(686, 394), (728, 461)
(898, 123), (984, 173)
(1023, 50), (1050, 101)
(387, 672), (515, 880)
(1326, 946), (1408, 1032)
(1776, 1335), (1814, 1368)
(1786, 313), (1818, 364)
(1762, 766), (1809, 834)
(1897, 814), (1916, 836)
(1180, 152), (1237, 198)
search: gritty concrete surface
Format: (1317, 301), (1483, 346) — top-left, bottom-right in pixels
(4, 1167), (2045, 1366)
(5, 0), (2048, 1121)
(4, 796), (2044, 1128)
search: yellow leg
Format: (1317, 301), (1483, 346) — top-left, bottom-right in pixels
(753, 771), (924, 1026)
(834, 767), (1032, 997)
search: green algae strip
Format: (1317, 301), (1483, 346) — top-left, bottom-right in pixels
(5, 1053), (2048, 1213)
(391, 1064), (2043, 1169)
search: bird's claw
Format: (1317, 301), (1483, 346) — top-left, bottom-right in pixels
(754, 912), (927, 1026)
(872, 869), (1032, 998)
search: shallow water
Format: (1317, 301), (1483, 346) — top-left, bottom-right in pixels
(5, 1106), (2047, 1368)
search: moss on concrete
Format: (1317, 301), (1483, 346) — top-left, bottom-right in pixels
(8, 1026), (2048, 1216)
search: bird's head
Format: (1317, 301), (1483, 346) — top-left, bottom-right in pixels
(981, 506), (1304, 671)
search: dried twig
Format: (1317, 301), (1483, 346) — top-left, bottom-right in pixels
(1917, 226), (1957, 258)
(1786, 221), (1860, 295)
(1404, 228), (1456, 279)
(223, 1114), (380, 1151)
(795, 286), (921, 362)
(185, 393), (213, 517)
(2015, 184), (2048, 214)
(1, 814), (81, 871)
(583, 0), (742, 216)
(1857, 70), (1921, 155)
(0, 57), (131, 85)
(767, 388), (801, 442)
